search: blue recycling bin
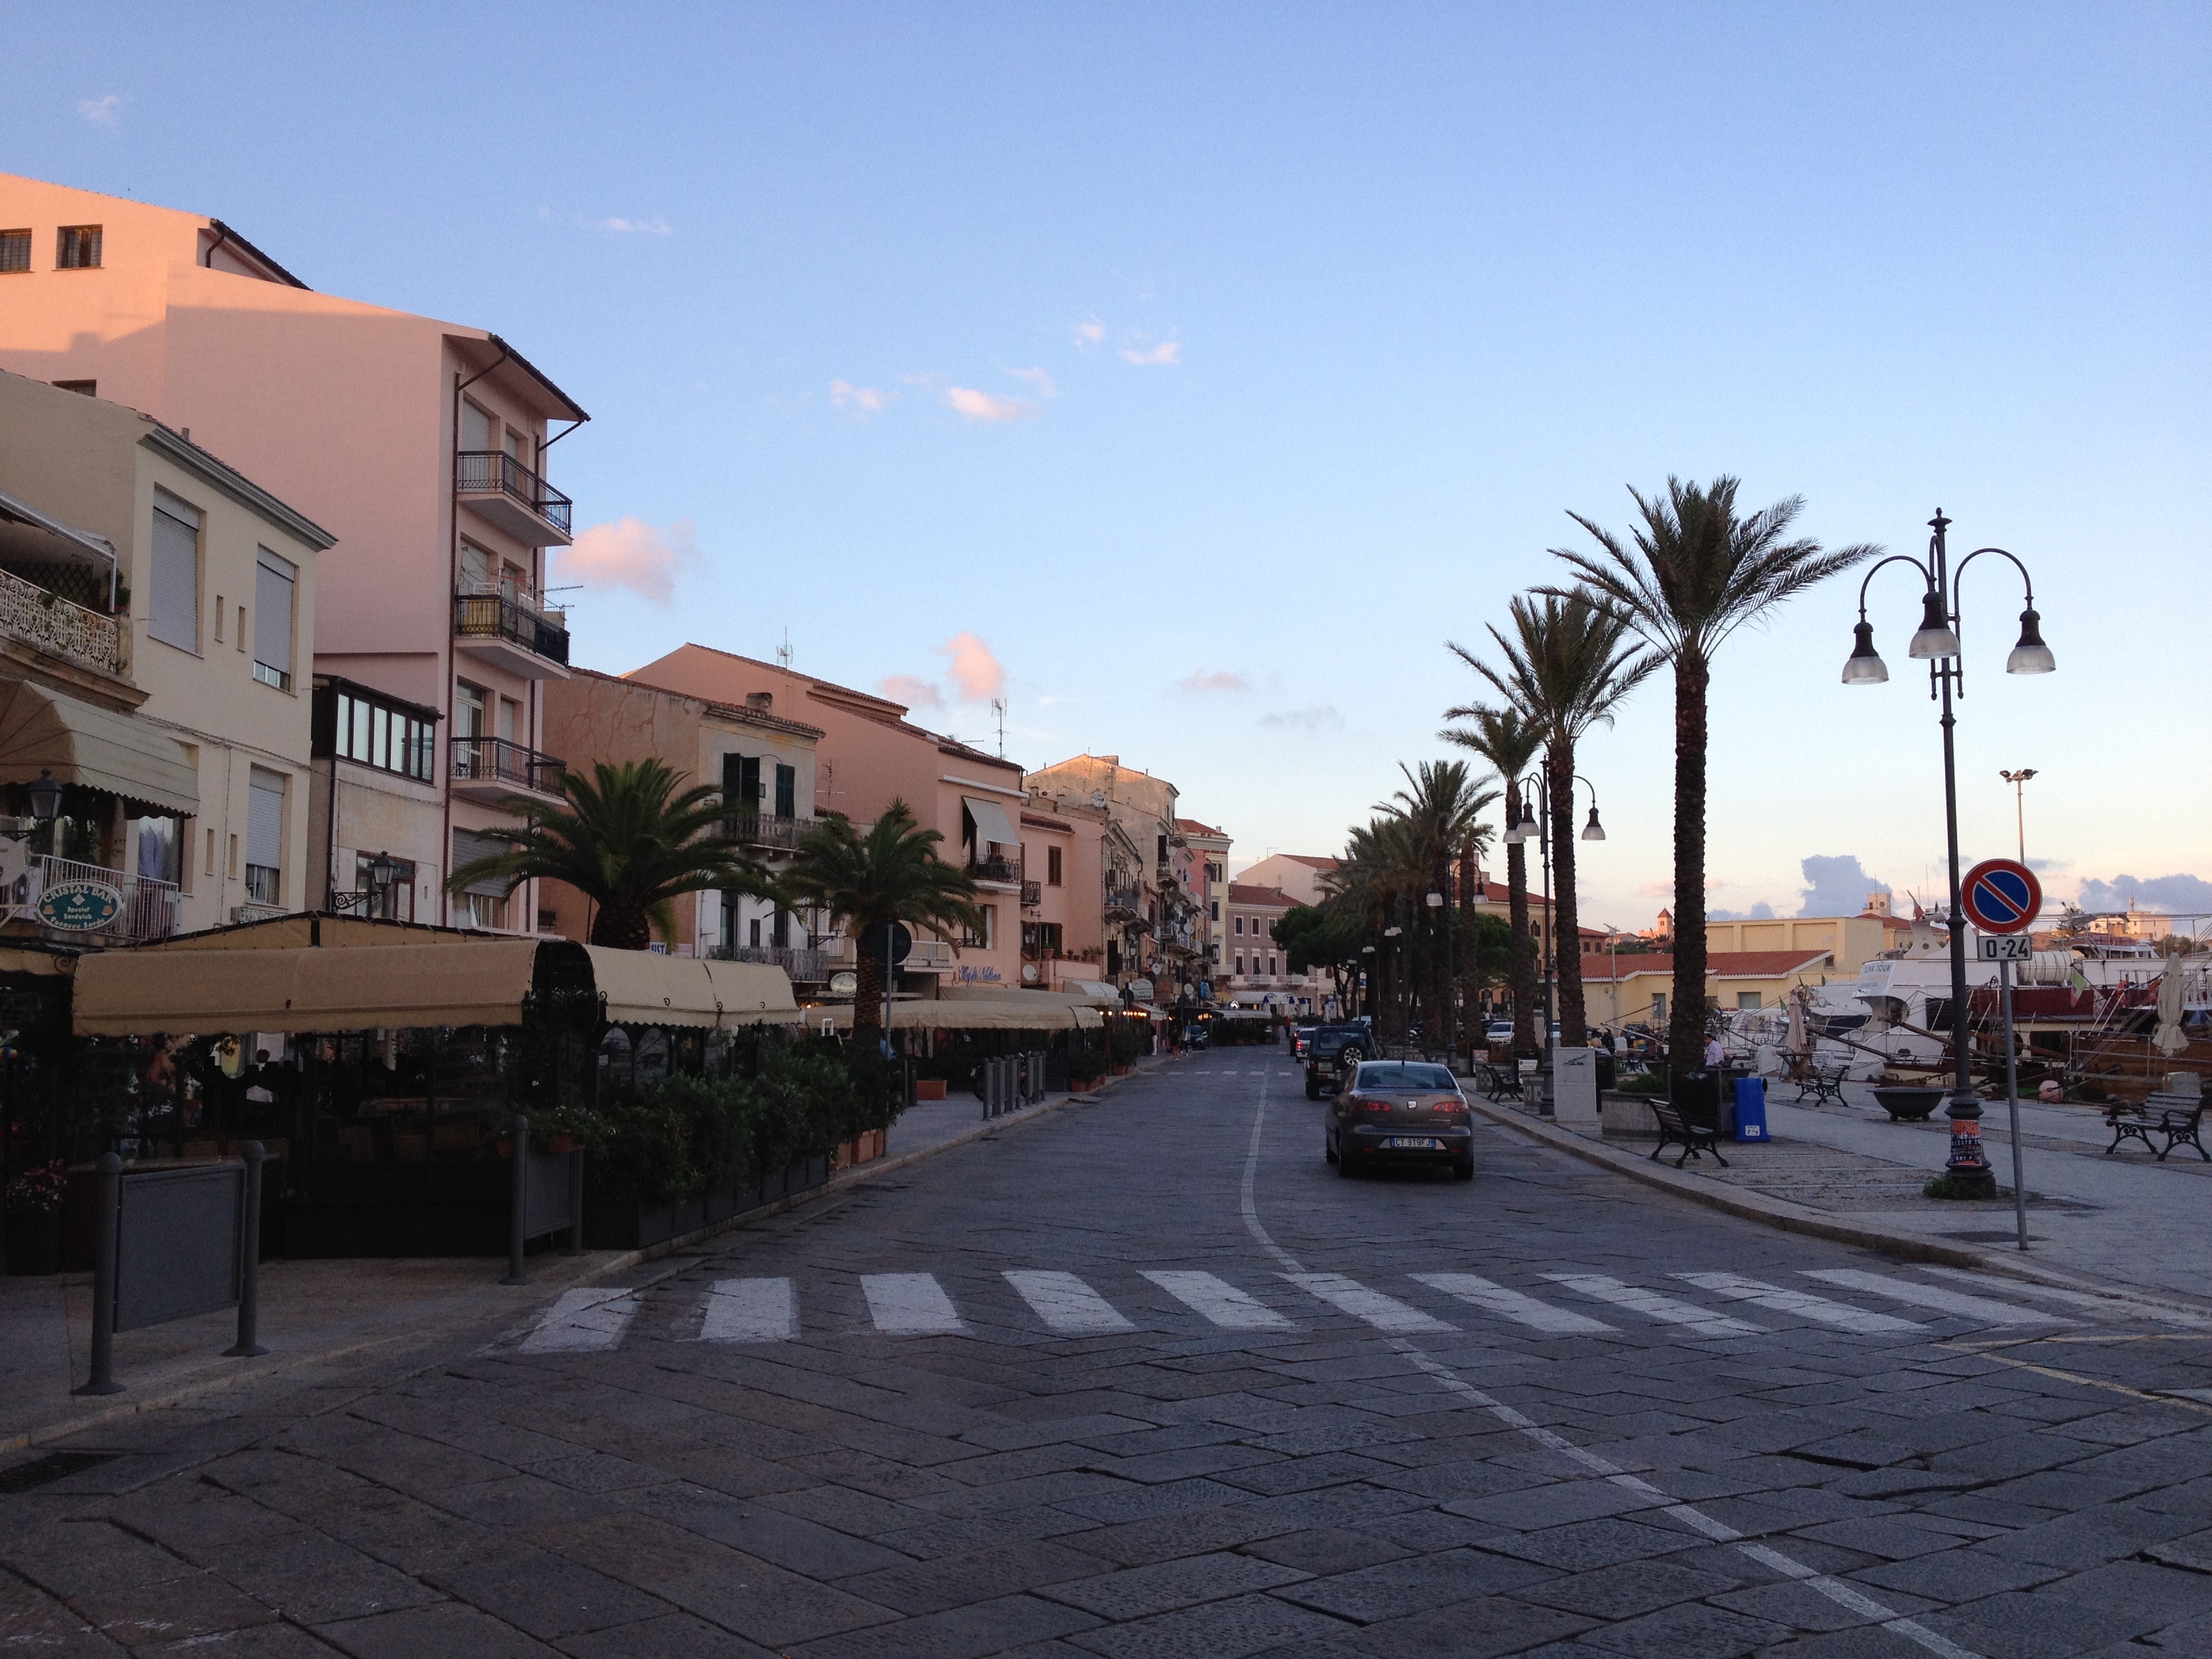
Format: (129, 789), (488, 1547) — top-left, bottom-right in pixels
(1732, 1076), (1769, 1142)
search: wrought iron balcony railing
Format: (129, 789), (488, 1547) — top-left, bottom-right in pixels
(15, 854), (180, 943)
(726, 812), (811, 852)
(968, 854), (1022, 884)
(0, 565), (120, 676)
(451, 736), (565, 795)
(712, 943), (828, 981)
(455, 451), (573, 535)
(1021, 881), (1041, 907)
(454, 590), (571, 666)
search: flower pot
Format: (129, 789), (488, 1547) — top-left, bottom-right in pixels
(1873, 1086), (1947, 1122)
(915, 1078), (948, 1101)
(4, 1208), (63, 1276)
(550, 1132), (579, 1155)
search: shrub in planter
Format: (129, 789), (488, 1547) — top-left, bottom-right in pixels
(1615, 1072), (1667, 1094)
(3, 1160), (66, 1276)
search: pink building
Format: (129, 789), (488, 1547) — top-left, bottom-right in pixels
(0, 173), (587, 930)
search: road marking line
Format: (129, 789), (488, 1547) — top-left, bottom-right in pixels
(1676, 1271), (1923, 1334)
(519, 1288), (638, 1353)
(1918, 1265), (2209, 1328)
(1803, 1268), (2065, 1327)
(699, 1278), (797, 1343)
(860, 1273), (965, 1335)
(1412, 1272), (1617, 1334)
(1143, 1270), (1294, 1331)
(1284, 1272), (1454, 1333)
(1541, 1273), (1765, 1336)
(1005, 1271), (1136, 1335)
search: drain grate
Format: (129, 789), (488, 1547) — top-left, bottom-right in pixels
(0, 1451), (119, 1494)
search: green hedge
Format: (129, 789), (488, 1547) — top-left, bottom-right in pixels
(550, 1044), (903, 1208)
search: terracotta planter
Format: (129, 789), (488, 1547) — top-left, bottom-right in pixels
(550, 1132), (579, 1155)
(915, 1078), (948, 1101)
(4, 1208), (62, 1275)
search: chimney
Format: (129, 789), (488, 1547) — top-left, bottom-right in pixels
(746, 691), (773, 712)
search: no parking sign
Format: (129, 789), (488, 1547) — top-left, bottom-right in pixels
(1959, 858), (2041, 935)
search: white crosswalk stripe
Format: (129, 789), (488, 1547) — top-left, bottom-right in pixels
(1005, 1271), (1137, 1335)
(1412, 1272), (1616, 1334)
(1801, 1268), (2069, 1327)
(1284, 1273), (1454, 1334)
(1675, 1271), (1923, 1334)
(699, 1277), (798, 1343)
(1142, 1269), (1295, 1331)
(1918, 1265), (2211, 1328)
(519, 1288), (639, 1353)
(1542, 1273), (1765, 1337)
(861, 1273), (966, 1334)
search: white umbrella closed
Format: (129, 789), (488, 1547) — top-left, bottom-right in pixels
(2153, 968), (2190, 1056)
(1785, 993), (1811, 1058)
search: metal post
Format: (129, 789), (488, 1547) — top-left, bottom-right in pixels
(502, 1113), (531, 1285)
(1930, 516), (1992, 1196)
(226, 1142), (268, 1357)
(563, 1147), (584, 1256)
(76, 1152), (123, 1396)
(2002, 959), (2027, 1250)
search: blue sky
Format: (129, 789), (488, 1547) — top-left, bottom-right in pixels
(7, 3), (2207, 930)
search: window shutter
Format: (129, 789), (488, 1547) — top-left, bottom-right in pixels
(454, 830), (516, 897)
(774, 763), (796, 819)
(253, 550), (294, 676)
(246, 768), (285, 869)
(150, 496), (198, 650)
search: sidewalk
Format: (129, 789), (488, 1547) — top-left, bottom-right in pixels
(0, 1063), (1162, 1452)
(1473, 1075), (2212, 1315)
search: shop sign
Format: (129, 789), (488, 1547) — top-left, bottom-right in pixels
(829, 971), (858, 996)
(956, 965), (1003, 983)
(37, 880), (122, 932)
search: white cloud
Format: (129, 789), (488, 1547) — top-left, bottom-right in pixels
(596, 216), (674, 235)
(1004, 365), (1057, 398)
(1261, 705), (1340, 731)
(1176, 670), (1250, 693)
(943, 386), (1039, 424)
(1075, 319), (1106, 347)
(79, 94), (123, 128)
(1120, 336), (1182, 366)
(936, 631), (1006, 701)
(876, 674), (943, 710)
(553, 516), (698, 605)
(830, 379), (892, 416)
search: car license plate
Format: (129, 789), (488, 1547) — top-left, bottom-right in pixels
(1385, 1136), (1441, 1150)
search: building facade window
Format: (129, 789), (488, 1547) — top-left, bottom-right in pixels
(149, 491), (200, 651)
(1651, 993), (1667, 1024)
(724, 753), (761, 815)
(1046, 846), (1062, 886)
(357, 852), (417, 922)
(1233, 916), (1244, 935)
(453, 829), (514, 929)
(318, 684), (436, 782)
(56, 226), (102, 270)
(1234, 954), (1245, 976)
(774, 762), (796, 819)
(0, 230), (28, 273)
(245, 766), (286, 906)
(1737, 991), (1763, 1010)
(252, 548), (295, 689)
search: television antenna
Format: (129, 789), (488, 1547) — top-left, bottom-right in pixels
(991, 698), (1007, 756)
(776, 628), (792, 671)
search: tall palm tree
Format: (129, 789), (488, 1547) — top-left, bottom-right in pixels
(1377, 760), (1497, 1046)
(782, 800), (985, 1042)
(1439, 701), (1542, 1055)
(1322, 816), (1418, 1027)
(1550, 477), (1877, 1074)
(1456, 594), (1656, 1049)
(447, 759), (773, 949)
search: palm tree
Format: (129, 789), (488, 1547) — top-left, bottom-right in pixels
(782, 800), (985, 1042)
(1549, 477), (1877, 1076)
(447, 759), (774, 949)
(1376, 760), (1497, 1048)
(1439, 702), (1542, 1056)
(1455, 594), (1656, 1050)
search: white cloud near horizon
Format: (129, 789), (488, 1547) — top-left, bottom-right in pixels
(830, 379), (891, 416)
(876, 674), (943, 709)
(944, 386), (1039, 423)
(1004, 365), (1057, 398)
(596, 215), (674, 234)
(937, 631), (1006, 701)
(79, 94), (123, 127)
(555, 516), (698, 605)
(1120, 337), (1181, 366)
(1177, 670), (1250, 693)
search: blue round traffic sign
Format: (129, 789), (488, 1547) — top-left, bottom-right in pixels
(1960, 859), (2041, 935)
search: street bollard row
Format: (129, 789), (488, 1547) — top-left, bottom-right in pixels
(979, 1052), (1050, 1120)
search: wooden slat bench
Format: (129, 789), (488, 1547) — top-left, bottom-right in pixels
(1478, 1063), (1523, 1103)
(1793, 1063), (1849, 1107)
(1648, 1099), (1729, 1168)
(2104, 1092), (2209, 1163)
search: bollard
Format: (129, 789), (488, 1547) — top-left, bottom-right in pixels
(501, 1114), (532, 1286)
(563, 1148), (585, 1256)
(225, 1143), (268, 1357)
(75, 1153), (123, 1396)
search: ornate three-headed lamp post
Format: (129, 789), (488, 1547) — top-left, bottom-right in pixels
(1843, 510), (2055, 1196)
(1503, 776), (1605, 1044)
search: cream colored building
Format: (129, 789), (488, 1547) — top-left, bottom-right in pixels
(0, 371), (331, 939)
(1704, 912), (1904, 978)
(1025, 754), (1201, 997)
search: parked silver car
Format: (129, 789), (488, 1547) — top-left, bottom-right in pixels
(1325, 1060), (1473, 1179)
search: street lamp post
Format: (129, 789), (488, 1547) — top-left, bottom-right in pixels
(1999, 768), (2039, 864)
(1503, 774), (1605, 1053)
(1844, 510), (2055, 1199)
(1425, 889), (1448, 1065)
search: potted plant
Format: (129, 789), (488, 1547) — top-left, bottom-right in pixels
(4, 1161), (67, 1276)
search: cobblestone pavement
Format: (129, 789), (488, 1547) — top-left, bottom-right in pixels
(8, 1050), (2212, 1657)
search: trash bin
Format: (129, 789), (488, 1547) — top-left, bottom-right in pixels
(1673, 1068), (1721, 1131)
(1595, 1050), (1618, 1092)
(1732, 1076), (1769, 1143)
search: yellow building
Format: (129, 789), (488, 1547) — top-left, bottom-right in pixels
(1704, 912), (1906, 978)
(1580, 949), (1837, 1030)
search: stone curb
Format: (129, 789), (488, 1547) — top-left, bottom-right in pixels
(5, 1063), (1161, 1453)
(1467, 1094), (2212, 1324)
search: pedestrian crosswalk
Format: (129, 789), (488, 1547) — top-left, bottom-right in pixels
(514, 1261), (2100, 1355)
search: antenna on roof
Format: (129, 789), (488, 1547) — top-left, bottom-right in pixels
(991, 698), (1006, 757)
(777, 628), (792, 671)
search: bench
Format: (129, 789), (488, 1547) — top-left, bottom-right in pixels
(1793, 1063), (1849, 1107)
(1647, 1099), (1729, 1169)
(2105, 1092), (2209, 1163)
(1477, 1063), (1523, 1103)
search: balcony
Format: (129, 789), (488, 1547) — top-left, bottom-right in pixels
(968, 853), (1023, 887)
(451, 735), (565, 803)
(17, 854), (179, 944)
(712, 943), (828, 982)
(0, 566), (121, 678)
(726, 812), (812, 853)
(453, 588), (571, 680)
(1104, 884), (1142, 918)
(455, 451), (573, 546)
(1020, 880), (1041, 909)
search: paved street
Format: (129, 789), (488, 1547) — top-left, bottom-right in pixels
(9, 1050), (2212, 1658)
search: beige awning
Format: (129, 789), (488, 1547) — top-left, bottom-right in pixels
(73, 939), (542, 1035)
(581, 948), (800, 1029)
(823, 997), (1080, 1032)
(0, 680), (199, 815)
(132, 914), (485, 952)
(962, 794), (1020, 850)
(0, 947), (73, 979)
(702, 958), (799, 1017)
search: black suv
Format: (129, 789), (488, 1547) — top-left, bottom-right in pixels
(1303, 1022), (1374, 1099)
